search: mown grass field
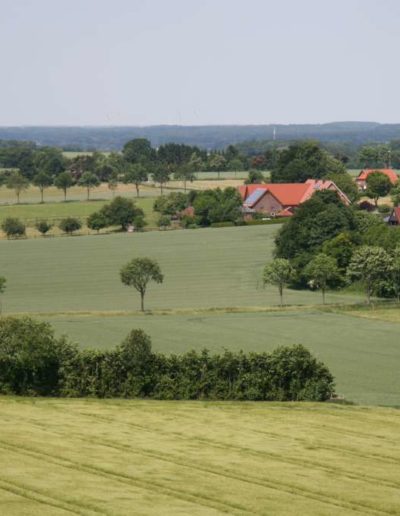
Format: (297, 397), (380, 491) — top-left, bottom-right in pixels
(1, 397), (400, 515)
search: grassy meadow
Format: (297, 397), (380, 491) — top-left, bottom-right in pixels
(2, 225), (400, 406)
(1, 397), (400, 515)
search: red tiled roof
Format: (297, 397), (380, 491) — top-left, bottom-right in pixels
(357, 169), (398, 184)
(240, 179), (350, 208)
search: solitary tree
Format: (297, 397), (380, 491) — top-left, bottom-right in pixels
(263, 258), (294, 307)
(54, 171), (74, 201)
(32, 171), (53, 203)
(365, 172), (392, 207)
(120, 257), (164, 311)
(124, 163), (148, 197)
(0, 276), (6, 315)
(87, 211), (108, 233)
(347, 246), (393, 304)
(78, 172), (100, 200)
(304, 253), (340, 304)
(6, 171), (29, 204)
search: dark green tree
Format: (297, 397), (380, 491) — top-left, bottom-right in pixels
(99, 196), (144, 230)
(1, 217), (26, 238)
(122, 138), (155, 164)
(59, 217), (82, 235)
(87, 211), (108, 233)
(124, 163), (148, 197)
(35, 220), (53, 236)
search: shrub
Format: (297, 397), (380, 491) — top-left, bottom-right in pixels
(35, 220), (53, 236)
(377, 204), (392, 214)
(99, 196), (144, 230)
(157, 214), (171, 230)
(0, 317), (336, 401)
(59, 217), (82, 235)
(181, 215), (197, 228)
(133, 215), (146, 232)
(87, 211), (108, 232)
(1, 217), (26, 238)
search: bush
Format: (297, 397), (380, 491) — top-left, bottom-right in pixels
(133, 215), (146, 231)
(1, 217), (26, 238)
(181, 215), (197, 228)
(0, 317), (336, 401)
(87, 211), (108, 232)
(157, 215), (171, 230)
(59, 217), (82, 235)
(35, 220), (53, 236)
(0, 317), (77, 396)
(99, 196), (144, 230)
(377, 204), (392, 214)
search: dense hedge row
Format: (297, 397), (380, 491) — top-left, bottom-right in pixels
(0, 317), (335, 401)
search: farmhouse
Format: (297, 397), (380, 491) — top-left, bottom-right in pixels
(238, 179), (350, 218)
(388, 206), (400, 225)
(356, 168), (398, 190)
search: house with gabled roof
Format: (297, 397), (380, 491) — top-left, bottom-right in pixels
(238, 179), (350, 218)
(356, 169), (398, 190)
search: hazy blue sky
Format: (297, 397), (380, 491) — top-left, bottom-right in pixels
(0, 0), (399, 125)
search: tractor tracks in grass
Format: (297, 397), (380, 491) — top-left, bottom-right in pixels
(0, 476), (103, 516)
(0, 439), (252, 516)
(3, 414), (396, 516)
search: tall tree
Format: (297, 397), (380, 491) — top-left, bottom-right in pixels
(124, 163), (148, 197)
(263, 258), (294, 307)
(120, 257), (164, 311)
(365, 172), (392, 207)
(347, 246), (393, 304)
(32, 171), (53, 203)
(122, 138), (155, 164)
(6, 171), (29, 204)
(54, 171), (74, 201)
(78, 172), (100, 200)
(209, 154), (227, 179)
(304, 253), (340, 304)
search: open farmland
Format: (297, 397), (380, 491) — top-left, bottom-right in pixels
(1, 397), (400, 515)
(2, 225), (400, 406)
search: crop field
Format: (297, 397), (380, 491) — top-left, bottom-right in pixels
(2, 225), (400, 406)
(1, 397), (400, 515)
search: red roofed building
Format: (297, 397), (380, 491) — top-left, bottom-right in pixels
(389, 207), (400, 225)
(356, 169), (398, 190)
(239, 179), (350, 218)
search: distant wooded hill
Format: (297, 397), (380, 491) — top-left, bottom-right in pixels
(1, 122), (400, 150)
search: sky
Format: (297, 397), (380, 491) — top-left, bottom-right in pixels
(0, 0), (399, 126)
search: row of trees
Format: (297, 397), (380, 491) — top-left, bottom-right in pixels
(0, 316), (335, 400)
(265, 190), (400, 304)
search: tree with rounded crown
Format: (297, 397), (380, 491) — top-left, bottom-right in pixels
(78, 172), (100, 200)
(304, 253), (340, 304)
(54, 171), (74, 201)
(366, 172), (392, 207)
(33, 171), (53, 203)
(124, 163), (148, 197)
(263, 258), (294, 307)
(120, 258), (163, 312)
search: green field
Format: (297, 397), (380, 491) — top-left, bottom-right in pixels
(2, 225), (400, 406)
(0, 197), (158, 231)
(1, 397), (400, 515)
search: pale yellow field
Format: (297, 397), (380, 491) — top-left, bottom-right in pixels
(0, 398), (400, 515)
